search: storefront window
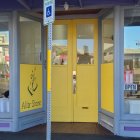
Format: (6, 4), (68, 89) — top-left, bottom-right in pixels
(20, 17), (41, 64)
(101, 12), (114, 113)
(77, 24), (94, 64)
(124, 9), (140, 114)
(52, 25), (68, 65)
(0, 21), (10, 113)
(102, 13), (114, 63)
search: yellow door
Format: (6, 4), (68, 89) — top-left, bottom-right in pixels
(73, 20), (98, 122)
(52, 20), (73, 122)
(51, 19), (98, 122)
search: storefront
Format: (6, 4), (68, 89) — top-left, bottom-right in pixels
(48, 6), (140, 137)
(98, 6), (140, 137)
(0, 12), (46, 132)
(115, 7), (140, 137)
(0, 1), (140, 138)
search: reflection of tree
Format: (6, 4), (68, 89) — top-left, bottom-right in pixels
(83, 45), (89, 55)
(52, 45), (67, 55)
(104, 45), (113, 63)
(77, 45), (93, 64)
(52, 45), (67, 65)
(77, 53), (93, 64)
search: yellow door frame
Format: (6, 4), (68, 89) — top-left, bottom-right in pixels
(52, 19), (98, 122)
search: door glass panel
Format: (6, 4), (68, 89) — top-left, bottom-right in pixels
(0, 21), (10, 113)
(77, 24), (94, 64)
(124, 9), (140, 114)
(52, 25), (68, 65)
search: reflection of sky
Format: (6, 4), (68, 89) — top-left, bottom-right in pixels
(52, 40), (67, 46)
(0, 31), (9, 36)
(124, 26), (140, 49)
(52, 39), (94, 53)
(77, 39), (94, 53)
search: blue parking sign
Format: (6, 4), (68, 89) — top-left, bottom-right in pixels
(46, 6), (52, 18)
(43, 0), (55, 25)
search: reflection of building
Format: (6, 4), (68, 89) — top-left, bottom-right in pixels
(0, 32), (9, 45)
(0, 36), (4, 44)
(124, 48), (140, 83)
(83, 45), (89, 55)
(77, 45), (93, 64)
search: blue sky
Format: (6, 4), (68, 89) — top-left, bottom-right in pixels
(77, 39), (94, 53)
(124, 26), (140, 49)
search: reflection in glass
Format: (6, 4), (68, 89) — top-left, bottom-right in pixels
(0, 22), (10, 113)
(0, 22), (10, 98)
(77, 24), (94, 64)
(52, 25), (68, 65)
(102, 13), (114, 63)
(124, 10), (140, 114)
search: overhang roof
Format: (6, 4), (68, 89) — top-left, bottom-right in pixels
(0, 0), (140, 18)
(0, 0), (139, 11)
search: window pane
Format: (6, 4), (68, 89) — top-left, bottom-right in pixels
(102, 13), (114, 63)
(20, 17), (41, 64)
(0, 21), (10, 113)
(77, 24), (94, 64)
(0, 25), (9, 95)
(124, 9), (140, 114)
(52, 25), (68, 65)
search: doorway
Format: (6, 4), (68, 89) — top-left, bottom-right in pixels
(51, 19), (98, 122)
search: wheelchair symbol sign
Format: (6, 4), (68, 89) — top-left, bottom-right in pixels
(46, 6), (52, 18)
(43, 0), (55, 25)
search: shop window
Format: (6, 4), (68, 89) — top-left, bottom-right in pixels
(124, 9), (140, 114)
(0, 22), (10, 113)
(77, 24), (94, 64)
(102, 13), (114, 63)
(52, 25), (68, 65)
(20, 17), (41, 64)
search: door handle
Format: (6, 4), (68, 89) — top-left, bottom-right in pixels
(73, 71), (76, 94)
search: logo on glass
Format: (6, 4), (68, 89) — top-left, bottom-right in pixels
(27, 67), (38, 96)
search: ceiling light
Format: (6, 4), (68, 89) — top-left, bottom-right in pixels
(64, 2), (69, 11)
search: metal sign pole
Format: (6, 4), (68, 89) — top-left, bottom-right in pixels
(47, 23), (52, 140)
(43, 0), (55, 140)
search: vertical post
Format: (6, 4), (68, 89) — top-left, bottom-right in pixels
(12, 11), (19, 132)
(43, 0), (55, 139)
(114, 6), (123, 135)
(46, 23), (52, 140)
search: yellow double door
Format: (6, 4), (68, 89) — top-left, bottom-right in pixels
(52, 19), (98, 122)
